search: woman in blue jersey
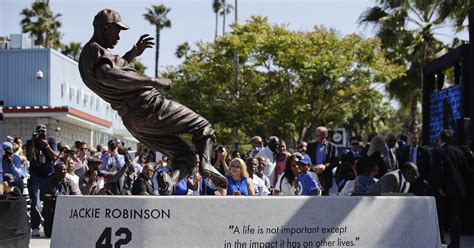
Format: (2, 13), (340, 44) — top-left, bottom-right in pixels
(226, 158), (255, 196)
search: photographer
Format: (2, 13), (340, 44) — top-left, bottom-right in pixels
(100, 140), (125, 195)
(74, 142), (90, 177)
(2, 142), (27, 193)
(25, 124), (57, 237)
(212, 146), (230, 176)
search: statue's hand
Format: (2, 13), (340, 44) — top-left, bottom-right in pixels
(134, 34), (154, 57)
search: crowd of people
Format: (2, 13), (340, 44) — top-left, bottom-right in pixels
(0, 124), (473, 247)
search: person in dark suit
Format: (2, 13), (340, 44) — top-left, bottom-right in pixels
(339, 136), (361, 166)
(307, 126), (338, 195)
(432, 129), (467, 248)
(397, 131), (431, 195)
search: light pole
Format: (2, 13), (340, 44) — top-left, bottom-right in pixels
(232, 0), (239, 151)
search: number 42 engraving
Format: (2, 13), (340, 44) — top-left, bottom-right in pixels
(96, 227), (132, 248)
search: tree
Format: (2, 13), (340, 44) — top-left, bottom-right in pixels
(212, 0), (222, 40)
(219, 0), (233, 35)
(61, 41), (82, 61)
(175, 42), (190, 59)
(439, 0), (474, 32)
(360, 0), (448, 133)
(163, 17), (403, 146)
(20, 0), (62, 49)
(130, 59), (147, 76)
(144, 4), (172, 77)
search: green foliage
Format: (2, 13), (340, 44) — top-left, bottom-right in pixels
(20, 0), (62, 49)
(359, 0), (448, 133)
(130, 59), (147, 76)
(61, 41), (82, 61)
(176, 42), (190, 59)
(163, 17), (404, 146)
(439, 0), (474, 32)
(143, 5), (172, 30)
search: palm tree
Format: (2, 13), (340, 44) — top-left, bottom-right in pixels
(212, 0), (222, 40)
(439, 0), (474, 32)
(20, 0), (62, 49)
(144, 4), (172, 77)
(61, 41), (82, 61)
(175, 42), (190, 59)
(360, 0), (447, 133)
(220, 0), (233, 35)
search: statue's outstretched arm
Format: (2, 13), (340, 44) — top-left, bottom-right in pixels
(96, 63), (171, 91)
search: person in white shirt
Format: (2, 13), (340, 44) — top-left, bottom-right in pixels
(255, 157), (271, 189)
(255, 136), (279, 187)
(248, 136), (264, 158)
(245, 157), (270, 196)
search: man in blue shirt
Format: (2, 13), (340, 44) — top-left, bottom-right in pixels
(296, 155), (321, 196)
(2, 141), (27, 192)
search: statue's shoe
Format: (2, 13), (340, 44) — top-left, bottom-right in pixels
(156, 170), (180, 195)
(200, 163), (228, 189)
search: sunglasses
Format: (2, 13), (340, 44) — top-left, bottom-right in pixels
(351, 143), (359, 146)
(230, 164), (241, 168)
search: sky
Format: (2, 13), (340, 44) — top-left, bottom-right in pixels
(0, 0), (382, 76)
(0, 0), (468, 76)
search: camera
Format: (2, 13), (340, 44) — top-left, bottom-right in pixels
(217, 146), (226, 153)
(37, 131), (46, 140)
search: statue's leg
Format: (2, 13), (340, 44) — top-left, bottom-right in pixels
(123, 128), (195, 195)
(121, 99), (227, 192)
(193, 125), (228, 189)
(146, 135), (195, 195)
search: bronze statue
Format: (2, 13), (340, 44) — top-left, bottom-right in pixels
(78, 9), (227, 194)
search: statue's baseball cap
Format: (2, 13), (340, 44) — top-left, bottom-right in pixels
(93, 9), (129, 30)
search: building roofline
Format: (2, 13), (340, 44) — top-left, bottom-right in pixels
(3, 106), (112, 128)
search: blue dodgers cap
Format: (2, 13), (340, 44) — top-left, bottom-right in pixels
(298, 155), (311, 166)
(2, 141), (13, 152)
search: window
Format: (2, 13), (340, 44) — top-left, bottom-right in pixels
(90, 95), (95, 109)
(70, 86), (77, 102)
(77, 90), (84, 105)
(84, 93), (91, 107)
(96, 98), (101, 111)
(61, 83), (69, 98)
